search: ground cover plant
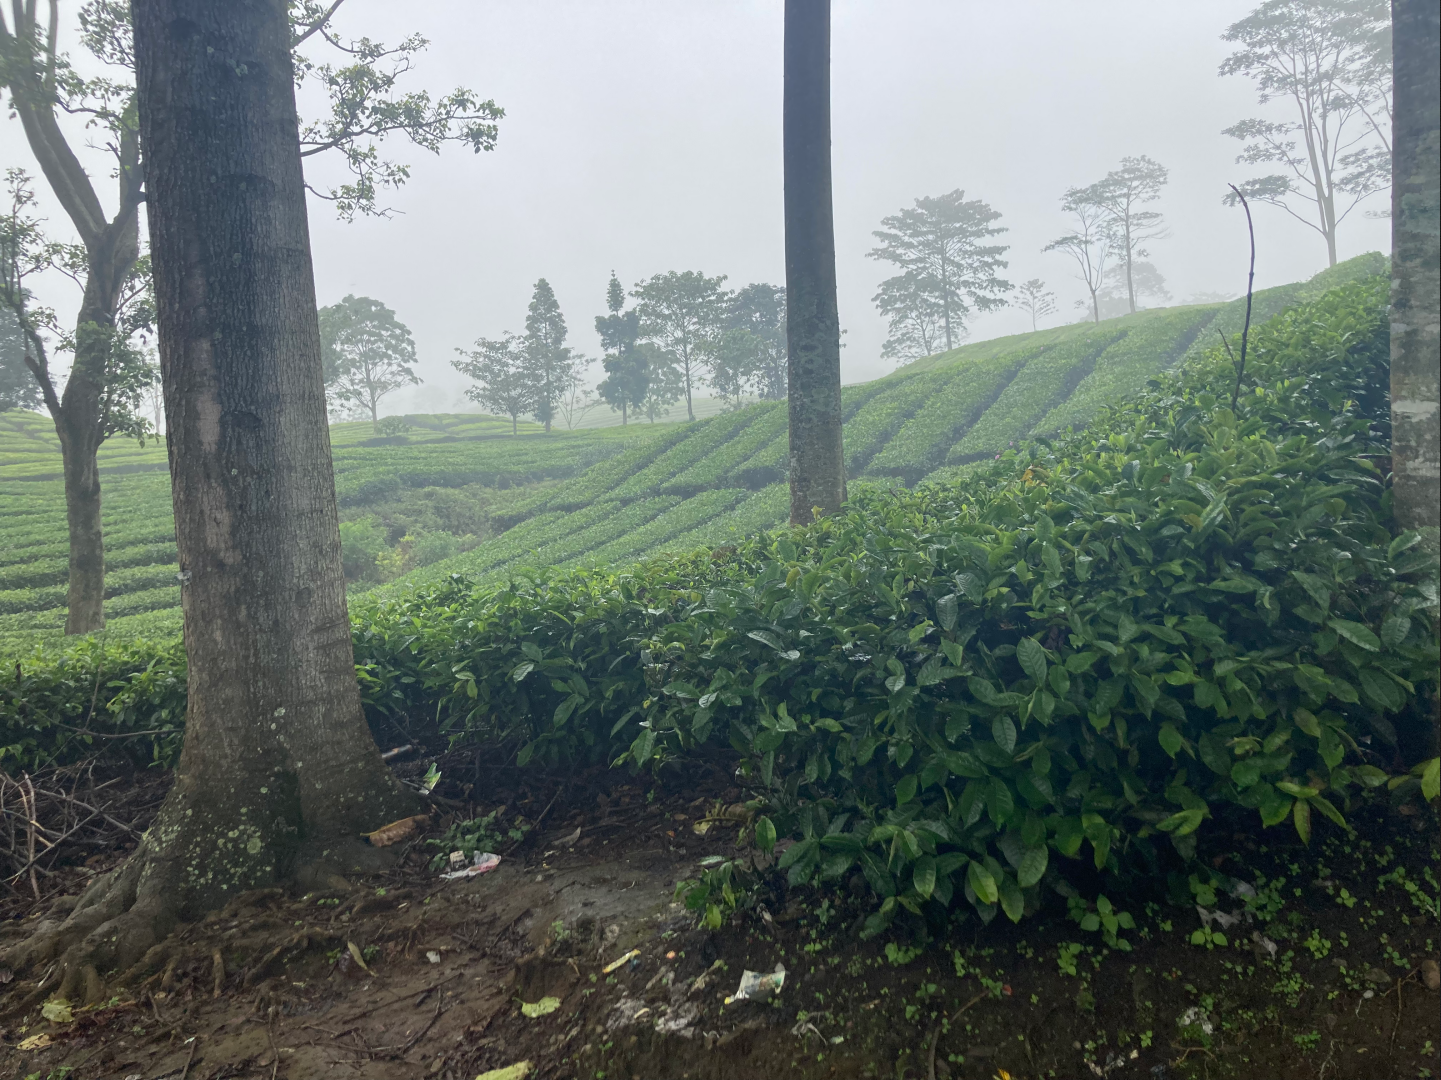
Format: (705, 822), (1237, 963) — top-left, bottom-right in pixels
(328, 276), (1434, 939)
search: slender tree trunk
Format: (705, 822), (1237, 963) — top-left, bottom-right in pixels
(1124, 221), (1136, 314)
(683, 354), (695, 421)
(784, 0), (845, 524)
(941, 248), (952, 351)
(57, 422), (105, 633)
(48, 246), (138, 634)
(1390, 0), (1440, 536)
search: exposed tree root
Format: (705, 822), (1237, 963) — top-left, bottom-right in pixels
(4, 840), (177, 1003)
(2, 831), (399, 1006)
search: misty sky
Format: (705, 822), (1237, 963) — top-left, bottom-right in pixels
(4, 0), (1393, 417)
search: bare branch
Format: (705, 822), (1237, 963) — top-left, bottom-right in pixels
(292, 0), (348, 48)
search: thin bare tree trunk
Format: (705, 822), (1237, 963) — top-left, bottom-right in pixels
(2, 5), (144, 635)
(784, 0), (845, 524)
(1390, 0), (1440, 536)
(58, 421), (104, 633)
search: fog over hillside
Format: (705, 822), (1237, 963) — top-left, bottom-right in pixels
(1, 0), (1393, 413)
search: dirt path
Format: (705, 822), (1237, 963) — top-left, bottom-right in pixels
(1, 763), (1437, 1080)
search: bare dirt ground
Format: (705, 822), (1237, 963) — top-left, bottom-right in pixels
(1, 749), (1437, 1080)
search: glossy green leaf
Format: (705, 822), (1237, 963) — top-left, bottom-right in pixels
(967, 860), (999, 906)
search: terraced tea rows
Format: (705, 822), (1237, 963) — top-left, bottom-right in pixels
(0, 254), (1384, 643)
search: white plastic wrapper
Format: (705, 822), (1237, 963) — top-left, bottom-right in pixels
(724, 963), (786, 1004)
(440, 850), (501, 880)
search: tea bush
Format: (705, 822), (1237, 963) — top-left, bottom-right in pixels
(841, 370), (962, 475)
(354, 276), (1435, 932)
(2, 273), (1432, 937)
(948, 325), (1129, 463)
(864, 350), (1034, 480)
(1034, 306), (1216, 437)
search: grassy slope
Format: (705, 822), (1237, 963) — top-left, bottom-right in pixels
(0, 254), (1385, 644)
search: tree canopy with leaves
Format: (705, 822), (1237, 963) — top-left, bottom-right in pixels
(0, 0), (501, 633)
(873, 270), (948, 363)
(524, 278), (576, 433)
(1219, 0), (1391, 266)
(452, 332), (535, 435)
(595, 272), (648, 424)
(1045, 193), (1113, 325)
(1011, 279), (1057, 333)
(1082, 156), (1169, 314)
(318, 294), (420, 430)
(868, 189), (1010, 356)
(632, 270), (727, 422)
(711, 283), (787, 404)
(1096, 260), (1170, 319)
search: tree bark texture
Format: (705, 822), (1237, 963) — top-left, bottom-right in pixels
(58, 263), (139, 633)
(784, 0), (845, 525)
(0, 0), (418, 997)
(1390, 0), (1440, 533)
(58, 418), (104, 634)
(2, 6), (145, 634)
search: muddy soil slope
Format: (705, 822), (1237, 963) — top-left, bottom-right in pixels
(1, 756), (1436, 1080)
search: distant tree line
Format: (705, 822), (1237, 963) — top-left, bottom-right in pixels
(868, 0), (1393, 364)
(450, 271), (788, 433)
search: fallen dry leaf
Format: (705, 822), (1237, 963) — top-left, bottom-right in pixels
(18, 1033), (52, 1051)
(41, 999), (73, 1023)
(346, 941), (370, 972)
(363, 814), (429, 847)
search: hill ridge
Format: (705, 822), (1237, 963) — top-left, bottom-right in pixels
(0, 252), (1387, 641)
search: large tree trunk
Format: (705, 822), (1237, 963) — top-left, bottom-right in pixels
(784, 0), (845, 525)
(1, 0), (415, 999)
(1390, 0), (1440, 536)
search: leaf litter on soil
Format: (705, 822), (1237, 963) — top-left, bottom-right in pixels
(0, 750), (1434, 1080)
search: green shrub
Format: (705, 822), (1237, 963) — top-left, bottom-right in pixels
(339, 519), (389, 581)
(351, 276), (1432, 934)
(842, 370), (959, 475)
(609, 409), (758, 500)
(663, 403), (786, 493)
(1033, 307), (1216, 437)
(1, 635), (186, 769)
(3, 272), (1431, 938)
(409, 530), (461, 568)
(864, 351), (1035, 480)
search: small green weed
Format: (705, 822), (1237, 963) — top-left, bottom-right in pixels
(885, 942), (923, 966)
(1190, 925), (1228, 950)
(1302, 929), (1331, 960)
(1068, 894), (1135, 950)
(426, 809), (528, 870)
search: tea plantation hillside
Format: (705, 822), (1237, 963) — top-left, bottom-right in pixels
(0, 253), (1384, 644)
